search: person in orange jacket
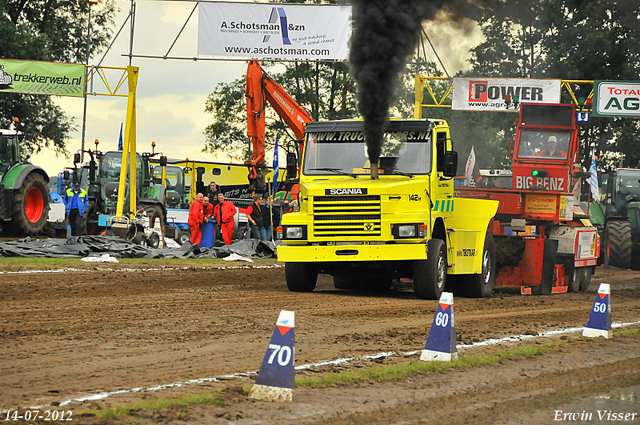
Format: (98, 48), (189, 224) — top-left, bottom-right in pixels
(188, 193), (208, 245)
(213, 192), (237, 245)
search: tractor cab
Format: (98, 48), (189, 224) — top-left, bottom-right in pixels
(0, 130), (20, 179)
(98, 151), (143, 215)
(152, 164), (188, 209)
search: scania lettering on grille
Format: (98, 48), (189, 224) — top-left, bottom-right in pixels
(325, 188), (368, 195)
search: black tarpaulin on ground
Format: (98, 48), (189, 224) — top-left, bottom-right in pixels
(0, 236), (276, 259)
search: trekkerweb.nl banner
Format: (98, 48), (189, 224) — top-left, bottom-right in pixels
(0, 59), (85, 97)
(198, 2), (351, 60)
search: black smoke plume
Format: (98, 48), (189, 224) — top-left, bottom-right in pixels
(349, 0), (481, 178)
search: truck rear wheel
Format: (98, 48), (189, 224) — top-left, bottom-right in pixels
(466, 234), (496, 298)
(604, 221), (632, 269)
(285, 262), (317, 292)
(413, 239), (446, 300)
(11, 173), (50, 236)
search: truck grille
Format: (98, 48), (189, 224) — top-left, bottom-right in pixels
(313, 195), (381, 237)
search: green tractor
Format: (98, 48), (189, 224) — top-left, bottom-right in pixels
(0, 123), (50, 236)
(589, 168), (640, 269)
(72, 142), (178, 246)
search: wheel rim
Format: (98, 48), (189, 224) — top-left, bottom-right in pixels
(437, 251), (446, 291)
(482, 249), (492, 285)
(25, 187), (44, 223)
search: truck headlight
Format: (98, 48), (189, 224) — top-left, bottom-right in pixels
(283, 225), (307, 240)
(393, 224), (418, 239)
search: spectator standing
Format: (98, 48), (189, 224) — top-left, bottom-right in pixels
(262, 195), (280, 241)
(188, 193), (207, 245)
(64, 182), (88, 236)
(213, 193), (237, 245)
(245, 194), (266, 240)
(205, 181), (220, 208)
(202, 196), (214, 219)
(205, 181), (221, 239)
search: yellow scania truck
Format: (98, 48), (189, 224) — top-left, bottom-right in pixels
(276, 119), (499, 300)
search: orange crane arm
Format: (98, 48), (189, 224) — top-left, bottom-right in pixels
(245, 60), (314, 191)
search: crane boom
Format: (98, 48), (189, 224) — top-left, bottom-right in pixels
(245, 60), (314, 192)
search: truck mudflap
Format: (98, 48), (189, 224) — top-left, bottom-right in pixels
(495, 237), (563, 293)
(277, 242), (428, 263)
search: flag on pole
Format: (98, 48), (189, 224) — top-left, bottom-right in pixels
(587, 152), (600, 201)
(464, 145), (477, 187)
(272, 133), (279, 196)
(117, 123), (123, 151)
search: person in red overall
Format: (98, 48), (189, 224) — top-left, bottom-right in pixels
(213, 192), (237, 245)
(202, 196), (214, 219)
(188, 193), (207, 245)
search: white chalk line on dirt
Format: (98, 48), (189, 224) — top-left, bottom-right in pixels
(18, 319), (638, 411)
(0, 264), (283, 275)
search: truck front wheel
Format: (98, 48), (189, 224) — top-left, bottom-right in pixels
(285, 262), (318, 292)
(466, 234), (496, 298)
(413, 239), (446, 300)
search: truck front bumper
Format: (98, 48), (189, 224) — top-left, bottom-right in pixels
(277, 243), (428, 263)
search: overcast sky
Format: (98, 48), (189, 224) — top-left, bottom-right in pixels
(32, 0), (482, 176)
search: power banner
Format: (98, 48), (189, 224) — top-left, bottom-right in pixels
(0, 59), (85, 97)
(452, 78), (561, 112)
(593, 81), (640, 118)
(198, 2), (351, 60)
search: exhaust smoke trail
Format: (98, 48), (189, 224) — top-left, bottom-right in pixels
(349, 0), (482, 179)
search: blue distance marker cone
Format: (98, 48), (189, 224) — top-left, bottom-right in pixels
(420, 292), (458, 362)
(583, 283), (612, 339)
(248, 310), (295, 402)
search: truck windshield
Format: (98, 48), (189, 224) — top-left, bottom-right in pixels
(303, 131), (432, 176)
(516, 130), (571, 160)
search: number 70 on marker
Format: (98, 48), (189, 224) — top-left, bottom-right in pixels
(267, 344), (293, 366)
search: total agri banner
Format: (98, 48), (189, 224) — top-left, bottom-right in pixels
(593, 81), (640, 118)
(0, 59), (85, 97)
(198, 2), (351, 61)
(452, 78), (562, 112)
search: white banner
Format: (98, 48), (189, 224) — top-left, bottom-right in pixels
(452, 78), (561, 112)
(198, 2), (351, 60)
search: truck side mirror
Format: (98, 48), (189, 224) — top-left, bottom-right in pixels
(159, 155), (167, 166)
(286, 152), (297, 179)
(212, 168), (221, 176)
(63, 170), (70, 180)
(73, 153), (81, 164)
(443, 151), (458, 178)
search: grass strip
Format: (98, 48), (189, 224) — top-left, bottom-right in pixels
(92, 392), (224, 420)
(295, 340), (564, 388)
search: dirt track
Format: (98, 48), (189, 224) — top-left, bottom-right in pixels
(1, 262), (639, 424)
